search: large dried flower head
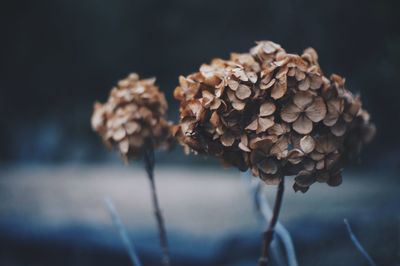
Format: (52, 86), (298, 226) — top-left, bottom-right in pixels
(173, 41), (375, 192)
(91, 73), (173, 161)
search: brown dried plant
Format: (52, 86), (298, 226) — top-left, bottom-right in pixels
(173, 41), (375, 193)
(173, 40), (375, 266)
(91, 73), (173, 161)
(91, 73), (172, 266)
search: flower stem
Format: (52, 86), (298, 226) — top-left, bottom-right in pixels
(344, 219), (376, 266)
(143, 145), (171, 266)
(104, 197), (143, 266)
(258, 177), (285, 266)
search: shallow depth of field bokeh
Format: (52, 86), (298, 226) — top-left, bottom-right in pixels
(0, 0), (399, 265)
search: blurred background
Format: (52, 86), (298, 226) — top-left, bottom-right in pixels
(0, 0), (399, 265)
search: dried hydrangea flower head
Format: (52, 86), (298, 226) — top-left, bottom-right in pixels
(91, 73), (173, 161)
(174, 41), (375, 192)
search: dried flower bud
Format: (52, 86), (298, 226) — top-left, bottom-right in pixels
(92, 73), (173, 161)
(174, 40), (375, 192)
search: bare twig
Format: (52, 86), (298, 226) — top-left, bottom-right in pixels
(143, 144), (171, 266)
(104, 197), (143, 266)
(344, 219), (377, 266)
(259, 177), (285, 266)
(243, 177), (295, 266)
(242, 173), (298, 266)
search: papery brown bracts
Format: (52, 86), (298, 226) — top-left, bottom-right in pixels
(173, 41), (375, 192)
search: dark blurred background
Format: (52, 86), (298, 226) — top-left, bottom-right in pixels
(1, 0), (400, 265)
(1, 0), (400, 165)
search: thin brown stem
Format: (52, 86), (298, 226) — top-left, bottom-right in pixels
(258, 177), (285, 266)
(143, 144), (171, 266)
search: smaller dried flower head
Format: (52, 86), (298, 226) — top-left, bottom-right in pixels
(174, 41), (375, 192)
(91, 73), (173, 161)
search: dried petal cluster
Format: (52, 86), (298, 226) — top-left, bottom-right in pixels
(174, 41), (375, 192)
(92, 73), (172, 161)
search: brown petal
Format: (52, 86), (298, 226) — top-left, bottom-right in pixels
(210, 98), (222, 110)
(260, 78), (276, 90)
(290, 132), (302, 150)
(259, 101), (276, 117)
(260, 173), (282, 185)
(310, 76), (323, 90)
(268, 123), (289, 136)
(270, 136), (289, 159)
(180, 117), (196, 135)
(201, 90), (214, 107)
(276, 66), (288, 79)
(258, 159), (278, 174)
(228, 79), (239, 91)
(250, 150), (264, 165)
(302, 47), (319, 63)
(287, 149), (304, 164)
(250, 165), (260, 177)
(303, 158), (316, 171)
(239, 142), (251, 152)
(327, 171), (342, 186)
(215, 86), (225, 98)
(316, 172), (329, 183)
(210, 111), (220, 127)
(247, 72), (258, 83)
(293, 183), (309, 193)
(227, 89), (237, 102)
(128, 73), (139, 81)
(293, 91), (313, 109)
(187, 100), (204, 120)
(300, 135), (315, 154)
(246, 119), (258, 131)
(294, 171), (315, 187)
(281, 104), (301, 123)
(139, 106), (152, 119)
(271, 78), (287, 99)
(113, 127), (126, 141)
(274, 57), (289, 67)
(249, 137), (275, 152)
(235, 84), (252, 100)
(257, 117), (275, 133)
(125, 121), (141, 134)
(119, 138), (129, 154)
(233, 68), (248, 82)
(305, 97), (326, 122)
(310, 151), (324, 161)
(118, 79), (130, 88)
(298, 78), (310, 91)
(344, 98), (361, 122)
(330, 119), (347, 136)
(221, 132), (235, 147)
(316, 160), (325, 170)
(295, 68), (306, 81)
(293, 115), (313, 134)
(326, 152), (340, 170)
(323, 113), (339, 127)
(262, 42), (277, 54)
(328, 98), (344, 113)
(315, 134), (338, 154)
(232, 101), (246, 111)
(288, 68), (296, 77)
(240, 134), (248, 146)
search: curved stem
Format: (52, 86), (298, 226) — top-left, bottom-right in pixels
(344, 219), (376, 266)
(258, 177), (285, 266)
(144, 145), (171, 266)
(104, 197), (143, 266)
(258, 186), (298, 266)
